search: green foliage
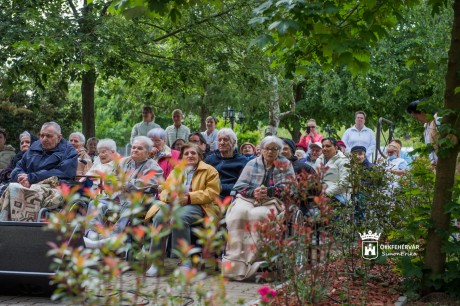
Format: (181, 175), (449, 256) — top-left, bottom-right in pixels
(388, 157), (460, 298)
(47, 160), (229, 304)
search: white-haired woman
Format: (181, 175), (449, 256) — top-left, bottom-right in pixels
(222, 136), (296, 281)
(204, 128), (249, 199)
(80, 139), (117, 190)
(69, 132), (93, 176)
(147, 128), (180, 179)
(84, 136), (164, 246)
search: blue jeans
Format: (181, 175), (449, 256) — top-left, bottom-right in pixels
(150, 204), (204, 257)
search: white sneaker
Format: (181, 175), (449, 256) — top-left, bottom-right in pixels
(84, 236), (116, 249)
(86, 230), (99, 241)
(84, 237), (104, 249)
(145, 264), (159, 277)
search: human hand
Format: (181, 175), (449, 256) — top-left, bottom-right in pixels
(151, 147), (160, 156)
(18, 174), (30, 188)
(180, 192), (189, 205)
(254, 186), (267, 200)
(17, 173), (28, 183)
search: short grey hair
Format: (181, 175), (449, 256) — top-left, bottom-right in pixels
(172, 109), (183, 116)
(19, 131), (31, 141)
(295, 150), (306, 159)
(69, 132), (85, 144)
(147, 128), (166, 141)
(41, 122), (61, 135)
(97, 139), (117, 152)
(133, 136), (153, 152)
(217, 128), (238, 151)
(260, 136), (284, 151)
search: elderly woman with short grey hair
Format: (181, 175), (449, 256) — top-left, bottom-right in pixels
(204, 128), (248, 199)
(147, 128), (180, 179)
(80, 139), (117, 189)
(69, 132), (92, 176)
(222, 135), (296, 281)
(84, 136), (164, 247)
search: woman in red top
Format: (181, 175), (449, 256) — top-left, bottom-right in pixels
(297, 119), (323, 151)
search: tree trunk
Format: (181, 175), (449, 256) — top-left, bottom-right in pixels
(81, 68), (96, 138)
(423, 0), (460, 292)
(267, 73), (280, 136)
(291, 82), (304, 142)
(199, 101), (208, 132)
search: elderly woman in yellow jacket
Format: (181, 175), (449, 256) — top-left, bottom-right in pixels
(145, 143), (221, 277)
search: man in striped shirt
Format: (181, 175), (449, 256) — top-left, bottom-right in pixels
(165, 109), (190, 147)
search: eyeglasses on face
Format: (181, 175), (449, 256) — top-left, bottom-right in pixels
(263, 148), (279, 152)
(387, 150), (396, 154)
(308, 126), (316, 128)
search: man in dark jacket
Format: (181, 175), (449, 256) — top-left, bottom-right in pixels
(204, 128), (249, 199)
(0, 122), (78, 221)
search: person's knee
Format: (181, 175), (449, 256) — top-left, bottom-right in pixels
(180, 206), (202, 225)
(151, 210), (165, 227)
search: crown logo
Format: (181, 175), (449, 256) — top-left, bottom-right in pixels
(359, 230), (381, 241)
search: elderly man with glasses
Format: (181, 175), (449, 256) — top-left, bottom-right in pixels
(296, 119), (323, 153)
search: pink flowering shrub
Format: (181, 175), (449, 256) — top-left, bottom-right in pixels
(258, 285), (277, 304)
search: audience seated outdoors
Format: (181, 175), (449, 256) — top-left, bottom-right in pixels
(280, 138), (315, 175)
(305, 142), (323, 168)
(255, 144), (261, 157)
(390, 139), (413, 168)
(350, 146), (373, 170)
(0, 131), (38, 196)
(144, 143), (221, 277)
(337, 140), (347, 154)
(239, 142), (256, 160)
(172, 138), (186, 152)
(204, 128), (249, 200)
(188, 132), (211, 159)
(222, 136), (296, 281)
(86, 137), (99, 163)
(295, 149), (307, 163)
(0, 128), (16, 173)
(0, 122), (77, 221)
(350, 146), (374, 221)
(315, 138), (349, 205)
(84, 136), (163, 248)
(147, 128), (180, 179)
(79, 139), (117, 190)
(384, 143), (408, 176)
(69, 132), (93, 176)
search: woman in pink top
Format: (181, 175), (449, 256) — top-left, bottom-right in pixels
(147, 128), (180, 179)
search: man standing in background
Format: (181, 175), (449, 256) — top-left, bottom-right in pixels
(342, 111), (376, 161)
(130, 106), (161, 144)
(165, 109), (190, 147)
